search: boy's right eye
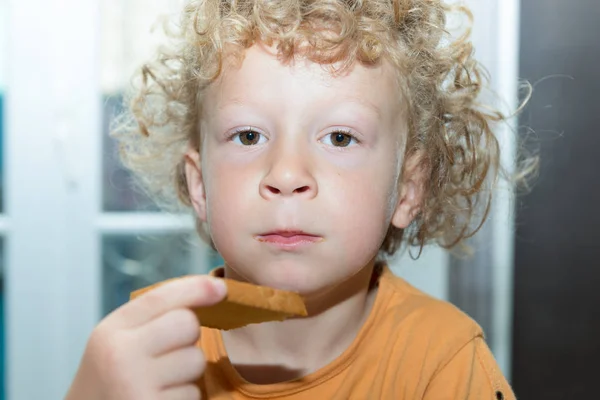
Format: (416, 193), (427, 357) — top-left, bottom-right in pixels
(231, 129), (266, 146)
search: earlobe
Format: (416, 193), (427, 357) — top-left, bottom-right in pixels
(184, 149), (208, 221)
(391, 181), (418, 229)
(391, 154), (427, 229)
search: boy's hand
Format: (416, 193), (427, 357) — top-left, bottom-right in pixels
(65, 276), (227, 400)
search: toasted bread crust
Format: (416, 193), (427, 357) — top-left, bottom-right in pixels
(130, 277), (308, 330)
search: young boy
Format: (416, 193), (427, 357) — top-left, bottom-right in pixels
(67, 1), (519, 399)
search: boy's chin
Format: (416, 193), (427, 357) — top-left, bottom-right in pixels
(250, 269), (324, 295)
(224, 259), (344, 296)
(226, 260), (364, 298)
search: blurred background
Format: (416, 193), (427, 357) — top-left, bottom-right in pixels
(1, 0), (599, 399)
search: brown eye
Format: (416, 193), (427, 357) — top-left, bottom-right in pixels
(235, 130), (262, 145)
(330, 132), (353, 147)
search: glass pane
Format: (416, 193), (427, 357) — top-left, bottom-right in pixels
(102, 234), (219, 315)
(102, 94), (157, 212)
(0, 0), (6, 396)
(0, 239), (5, 400)
(101, 0), (182, 212)
(0, 0), (5, 213)
(0, 93), (3, 213)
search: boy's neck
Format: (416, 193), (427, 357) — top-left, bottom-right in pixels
(220, 261), (379, 384)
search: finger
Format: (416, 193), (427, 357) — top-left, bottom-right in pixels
(110, 276), (227, 329)
(154, 347), (206, 388)
(138, 308), (201, 356)
(160, 385), (201, 400)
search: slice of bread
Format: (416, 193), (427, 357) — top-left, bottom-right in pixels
(130, 277), (308, 330)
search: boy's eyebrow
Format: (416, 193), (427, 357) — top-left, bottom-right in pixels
(217, 97), (247, 111)
(217, 96), (383, 119)
(340, 97), (383, 119)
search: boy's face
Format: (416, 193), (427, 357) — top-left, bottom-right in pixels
(186, 44), (419, 295)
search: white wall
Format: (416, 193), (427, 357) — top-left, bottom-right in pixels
(0, 0), (6, 90)
(391, 247), (450, 300)
(467, 0), (521, 378)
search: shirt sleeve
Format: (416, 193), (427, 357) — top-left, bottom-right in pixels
(423, 335), (516, 400)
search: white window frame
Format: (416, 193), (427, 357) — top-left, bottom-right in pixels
(4, 0), (520, 398)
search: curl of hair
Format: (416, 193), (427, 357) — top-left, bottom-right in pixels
(112, 0), (534, 259)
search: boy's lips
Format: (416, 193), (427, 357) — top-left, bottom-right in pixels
(255, 230), (324, 248)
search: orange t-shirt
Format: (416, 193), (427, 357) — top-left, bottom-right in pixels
(196, 265), (516, 399)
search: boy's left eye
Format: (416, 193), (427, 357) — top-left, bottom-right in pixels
(231, 129), (267, 146)
(321, 131), (358, 148)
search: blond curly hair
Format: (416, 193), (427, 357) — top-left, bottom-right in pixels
(112, 0), (529, 259)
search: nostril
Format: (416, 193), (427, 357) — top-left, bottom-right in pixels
(294, 186), (310, 194)
(263, 184), (312, 196)
(267, 185), (280, 195)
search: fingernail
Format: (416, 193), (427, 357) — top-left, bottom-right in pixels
(211, 278), (227, 298)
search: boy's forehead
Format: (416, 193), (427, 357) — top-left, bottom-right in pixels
(205, 44), (402, 114)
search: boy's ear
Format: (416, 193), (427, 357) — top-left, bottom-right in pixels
(391, 152), (428, 229)
(184, 149), (208, 222)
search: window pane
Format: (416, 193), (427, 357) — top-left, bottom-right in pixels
(0, 239), (5, 400)
(101, 0), (183, 212)
(102, 94), (157, 212)
(102, 234), (220, 315)
(0, 0), (6, 396)
(0, 88), (4, 213)
(0, 0), (5, 213)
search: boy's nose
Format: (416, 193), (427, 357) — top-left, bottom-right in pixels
(259, 152), (318, 200)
